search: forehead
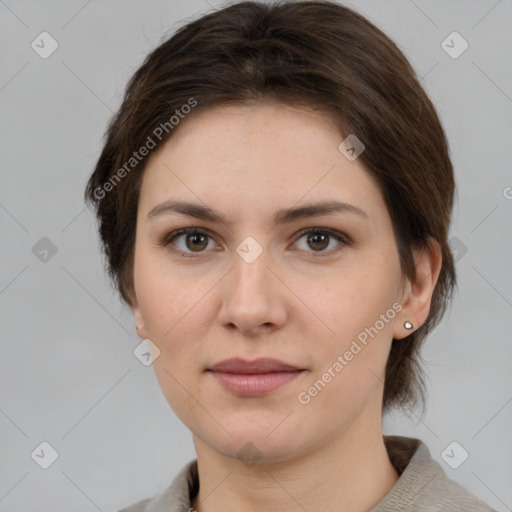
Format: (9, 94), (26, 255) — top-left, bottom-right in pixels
(138, 101), (385, 223)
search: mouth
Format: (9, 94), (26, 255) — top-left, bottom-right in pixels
(207, 357), (303, 374)
(206, 357), (306, 397)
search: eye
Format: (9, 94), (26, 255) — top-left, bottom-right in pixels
(161, 228), (218, 258)
(160, 226), (351, 258)
(292, 227), (350, 256)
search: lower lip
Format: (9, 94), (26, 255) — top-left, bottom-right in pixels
(208, 370), (304, 397)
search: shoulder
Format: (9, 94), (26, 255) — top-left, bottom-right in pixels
(428, 475), (497, 511)
(375, 436), (496, 511)
(413, 446), (496, 511)
(114, 459), (198, 512)
(406, 470), (498, 511)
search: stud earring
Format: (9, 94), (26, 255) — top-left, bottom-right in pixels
(404, 321), (414, 330)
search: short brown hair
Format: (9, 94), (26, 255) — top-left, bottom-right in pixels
(85, 0), (457, 416)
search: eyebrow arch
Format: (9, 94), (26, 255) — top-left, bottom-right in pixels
(147, 199), (368, 227)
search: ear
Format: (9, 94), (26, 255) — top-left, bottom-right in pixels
(394, 237), (443, 340)
(128, 286), (149, 339)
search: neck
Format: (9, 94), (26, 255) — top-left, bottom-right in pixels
(191, 413), (399, 512)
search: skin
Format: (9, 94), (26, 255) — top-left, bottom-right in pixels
(129, 99), (442, 512)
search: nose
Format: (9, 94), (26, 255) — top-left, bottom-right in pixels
(217, 245), (288, 336)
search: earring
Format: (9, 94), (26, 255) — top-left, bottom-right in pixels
(404, 321), (414, 330)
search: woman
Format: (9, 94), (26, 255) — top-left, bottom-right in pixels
(85, 1), (496, 510)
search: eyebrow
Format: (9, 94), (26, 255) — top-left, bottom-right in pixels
(147, 199), (368, 227)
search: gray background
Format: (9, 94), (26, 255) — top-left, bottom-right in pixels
(1, 0), (511, 510)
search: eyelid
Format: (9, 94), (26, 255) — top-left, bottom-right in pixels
(160, 226), (351, 258)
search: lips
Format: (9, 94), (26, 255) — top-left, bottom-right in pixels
(207, 357), (302, 374)
(207, 357), (305, 397)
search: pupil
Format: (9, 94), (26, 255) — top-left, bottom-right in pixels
(309, 233), (328, 250)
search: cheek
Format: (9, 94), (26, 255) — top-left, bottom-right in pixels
(135, 254), (205, 335)
(151, 359), (206, 436)
(292, 258), (398, 397)
(135, 261), (215, 374)
(294, 258), (399, 340)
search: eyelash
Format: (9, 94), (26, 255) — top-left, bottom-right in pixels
(159, 227), (351, 259)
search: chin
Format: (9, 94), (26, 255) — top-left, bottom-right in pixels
(223, 436), (302, 466)
(197, 421), (311, 466)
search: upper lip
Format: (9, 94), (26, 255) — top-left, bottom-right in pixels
(207, 357), (303, 374)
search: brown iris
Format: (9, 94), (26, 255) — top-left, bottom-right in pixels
(186, 233), (209, 252)
(307, 232), (329, 251)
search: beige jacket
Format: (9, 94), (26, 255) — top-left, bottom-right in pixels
(118, 435), (496, 511)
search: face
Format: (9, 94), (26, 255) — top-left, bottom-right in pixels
(130, 100), (414, 463)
